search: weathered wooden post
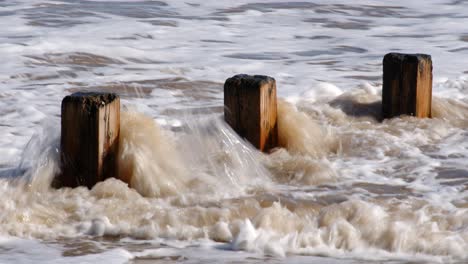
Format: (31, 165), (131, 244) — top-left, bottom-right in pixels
(57, 92), (120, 188)
(224, 74), (278, 152)
(382, 53), (432, 119)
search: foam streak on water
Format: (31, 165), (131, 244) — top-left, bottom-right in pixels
(1, 0), (468, 263)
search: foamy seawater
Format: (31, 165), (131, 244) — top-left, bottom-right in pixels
(1, 0), (468, 263)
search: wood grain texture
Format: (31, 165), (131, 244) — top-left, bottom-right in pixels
(224, 74), (278, 152)
(56, 92), (120, 188)
(382, 53), (432, 119)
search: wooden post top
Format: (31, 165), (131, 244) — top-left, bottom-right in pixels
(62, 92), (119, 112)
(383, 53), (432, 63)
(225, 74), (275, 88)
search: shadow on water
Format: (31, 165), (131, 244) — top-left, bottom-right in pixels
(329, 97), (382, 121)
(0, 167), (26, 179)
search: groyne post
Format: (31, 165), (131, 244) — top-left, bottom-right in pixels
(224, 74), (278, 152)
(57, 92), (120, 188)
(382, 53), (432, 119)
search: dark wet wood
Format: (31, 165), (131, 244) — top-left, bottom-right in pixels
(224, 74), (278, 152)
(382, 53), (432, 119)
(55, 92), (120, 188)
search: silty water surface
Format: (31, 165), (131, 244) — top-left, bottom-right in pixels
(0, 0), (468, 263)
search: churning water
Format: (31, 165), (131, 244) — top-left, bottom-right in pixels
(1, 0), (468, 263)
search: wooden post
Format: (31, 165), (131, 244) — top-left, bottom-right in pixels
(224, 74), (278, 152)
(56, 92), (120, 188)
(382, 53), (432, 119)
